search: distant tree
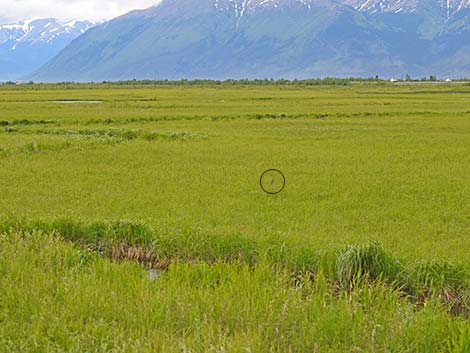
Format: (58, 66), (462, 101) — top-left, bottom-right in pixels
(406, 74), (411, 81)
(429, 75), (437, 81)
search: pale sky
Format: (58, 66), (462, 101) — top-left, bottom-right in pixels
(0, 0), (162, 23)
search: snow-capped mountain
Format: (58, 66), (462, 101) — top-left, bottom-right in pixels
(31, 0), (470, 81)
(151, 0), (470, 18)
(0, 18), (93, 47)
(0, 18), (94, 80)
(344, 0), (470, 18)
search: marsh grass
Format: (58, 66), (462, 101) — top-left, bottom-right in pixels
(1, 217), (468, 317)
(0, 119), (56, 126)
(0, 230), (469, 352)
(335, 242), (402, 289)
(0, 139), (79, 157)
(448, 326), (470, 353)
(6, 127), (208, 142)
(0, 83), (469, 351)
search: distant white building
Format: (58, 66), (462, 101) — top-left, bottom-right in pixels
(390, 78), (398, 82)
(445, 78), (452, 82)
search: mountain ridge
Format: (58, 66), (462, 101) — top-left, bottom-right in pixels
(0, 18), (94, 80)
(31, 0), (470, 81)
(346, 0), (470, 18)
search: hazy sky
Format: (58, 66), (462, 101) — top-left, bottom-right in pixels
(0, 0), (161, 23)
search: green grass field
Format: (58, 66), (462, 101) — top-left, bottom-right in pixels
(0, 82), (469, 352)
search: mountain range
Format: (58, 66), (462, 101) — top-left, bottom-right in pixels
(0, 18), (94, 80)
(20, 0), (470, 81)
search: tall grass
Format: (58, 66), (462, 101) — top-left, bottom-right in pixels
(1, 231), (468, 353)
(1, 217), (468, 316)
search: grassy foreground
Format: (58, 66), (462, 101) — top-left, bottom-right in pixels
(0, 82), (469, 351)
(1, 232), (469, 353)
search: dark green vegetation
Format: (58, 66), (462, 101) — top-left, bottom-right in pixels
(0, 82), (469, 352)
(31, 0), (470, 82)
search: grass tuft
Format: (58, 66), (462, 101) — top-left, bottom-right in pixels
(335, 242), (402, 289)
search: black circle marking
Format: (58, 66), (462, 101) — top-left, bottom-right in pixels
(260, 169), (286, 195)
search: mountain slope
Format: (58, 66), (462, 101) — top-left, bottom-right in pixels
(0, 18), (94, 80)
(32, 0), (470, 81)
(346, 0), (470, 18)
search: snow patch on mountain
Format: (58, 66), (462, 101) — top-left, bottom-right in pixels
(0, 18), (94, 49)
(213, 0), (320, 16)
(343, 0), (470, 17)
